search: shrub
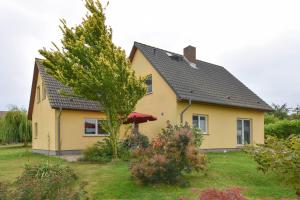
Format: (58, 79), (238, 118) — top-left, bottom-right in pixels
(1, 163), (88, 200)
(122, 132), (149, 149)
(244, 135), (300, 196)
(264, 113), (280, 125)
(130, 123), (207, 185)
(265, 119), (300, 138)
(199, 188), (246, 200)
(82, 138), (130, 163)
(179, 188), (246, 200)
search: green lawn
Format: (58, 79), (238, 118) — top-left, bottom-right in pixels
(0, 145), (297, 200)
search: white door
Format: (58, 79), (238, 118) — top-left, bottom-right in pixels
(237, 119), (251, 145)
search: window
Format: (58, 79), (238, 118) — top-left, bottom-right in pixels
(34, 122), (38, 139)
(36, 86), (41, 103)
(145, 75), (152, 94)
(84, 119), (108, 136)
(42, 82), (46, 100)
(192, 115), (208, 133)
(237, 119), (251, 145)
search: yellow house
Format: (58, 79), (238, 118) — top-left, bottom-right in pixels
(28, 42), (272, 155)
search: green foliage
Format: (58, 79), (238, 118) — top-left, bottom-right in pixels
(265, 119), (300, 138)
(264, 113), (280, 125)
(39, 0), (146, 159)
(270, 103), (289, 119)
(0, 106), (31, 145)
(245, 135), (300, 194)
(130, 123), (207, 185)
(81, 138), (130, 163)
(0, 163), (88, 200)
(122, 132), (150, 149)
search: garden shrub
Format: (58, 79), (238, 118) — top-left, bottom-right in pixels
(199, 188), (246, 200)
(122, 132), (149, 149)
(130, 122), (207, 185)
(82, 138), (130, 163)
(264, 119), (300, 138)
(245, 135), (300, 196)
(264, 113), (280, 125)
(1, 163), (88, 200)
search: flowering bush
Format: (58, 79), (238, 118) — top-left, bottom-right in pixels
(244, 135), (300, 196)
(130, 122), (207, 185)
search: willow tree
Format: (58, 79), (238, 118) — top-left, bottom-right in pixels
(39, 0), (146, 158)
(0, 107), (32, 146)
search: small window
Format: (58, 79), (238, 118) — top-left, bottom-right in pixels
(145, 75), (152, 94)
(84, 119), (109, 136)
(42, 82), (46, 100)
(192, 115), (208, 133)
(36, 86), (41, 103)
(237, 119), (251, 145)
(34, 122), (38, 139)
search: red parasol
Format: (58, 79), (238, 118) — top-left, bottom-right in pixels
(123, 112), (157, 124)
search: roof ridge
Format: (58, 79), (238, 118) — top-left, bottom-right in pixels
(134, 41), (226, 69)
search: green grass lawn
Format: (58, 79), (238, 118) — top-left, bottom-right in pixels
(0, 145), (297, 200)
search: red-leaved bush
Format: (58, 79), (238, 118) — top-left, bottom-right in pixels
(199, 188), (246, 200)
(179, 188), (247, 200)
(130, 122), (207, 185)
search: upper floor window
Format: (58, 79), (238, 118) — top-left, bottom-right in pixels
(36, 86), (41, 103)
(192, 115), (208, 134)
(145, 75), (152, 94)
(84, 119), (109, 136)
(42, 82), (46, 100)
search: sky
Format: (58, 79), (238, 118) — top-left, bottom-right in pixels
(0, 0), (300, 111)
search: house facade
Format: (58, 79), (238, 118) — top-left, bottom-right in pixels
(28, 42), (272, 155)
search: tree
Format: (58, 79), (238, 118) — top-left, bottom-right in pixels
(39, 0), (146, 158)
(270, 103), (289, 119)
(0, 106), (32, 146)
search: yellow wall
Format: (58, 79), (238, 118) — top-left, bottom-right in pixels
(32, 72), (56, 151)
(60, 110), (128, 150)
(131, 49), (178, 138)
(178, 102), (265, 149)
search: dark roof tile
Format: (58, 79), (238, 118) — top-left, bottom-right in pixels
(133, 42), (272, 111)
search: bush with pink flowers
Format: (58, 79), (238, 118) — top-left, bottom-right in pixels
(130, 122), (207, 185)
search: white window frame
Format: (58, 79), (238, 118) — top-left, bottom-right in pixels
(145, 74), (152, 94)
(193, 114), (208, 134)
(237, 118), (252, 145)
(84, 118), (109, 136)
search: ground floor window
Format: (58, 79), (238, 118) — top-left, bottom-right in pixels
(192, 115), (208, 134)
(237, 119), (251, 145)
(84, 119), (109, 136)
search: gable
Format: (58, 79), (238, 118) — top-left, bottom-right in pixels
(28, 59), (103, 120)
(131, 42), (272, 111)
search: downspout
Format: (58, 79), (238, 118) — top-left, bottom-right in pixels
(57, 107), (62, 156)
(180, 98), (192, 124)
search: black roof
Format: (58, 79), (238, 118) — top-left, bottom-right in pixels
(35, 59), (102, 112)
(132, 42), (272, 111)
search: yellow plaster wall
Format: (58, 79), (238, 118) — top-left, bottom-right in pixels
(131, 49), (178, 138)
(177, 102), (265, 149)
(32, 72), (56, 151)
(59, 110), (128, 150)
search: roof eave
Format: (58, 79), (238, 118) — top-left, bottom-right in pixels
(177, 97), (273, 112)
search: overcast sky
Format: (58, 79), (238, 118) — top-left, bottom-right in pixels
(0, 0), (299, 111)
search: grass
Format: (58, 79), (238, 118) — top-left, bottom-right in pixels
(0, 145), (297, 200)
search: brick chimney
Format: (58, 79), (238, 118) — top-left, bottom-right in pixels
(183, 45), (196, 63)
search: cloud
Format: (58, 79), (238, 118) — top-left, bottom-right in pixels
(220, 31), (300, 107)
